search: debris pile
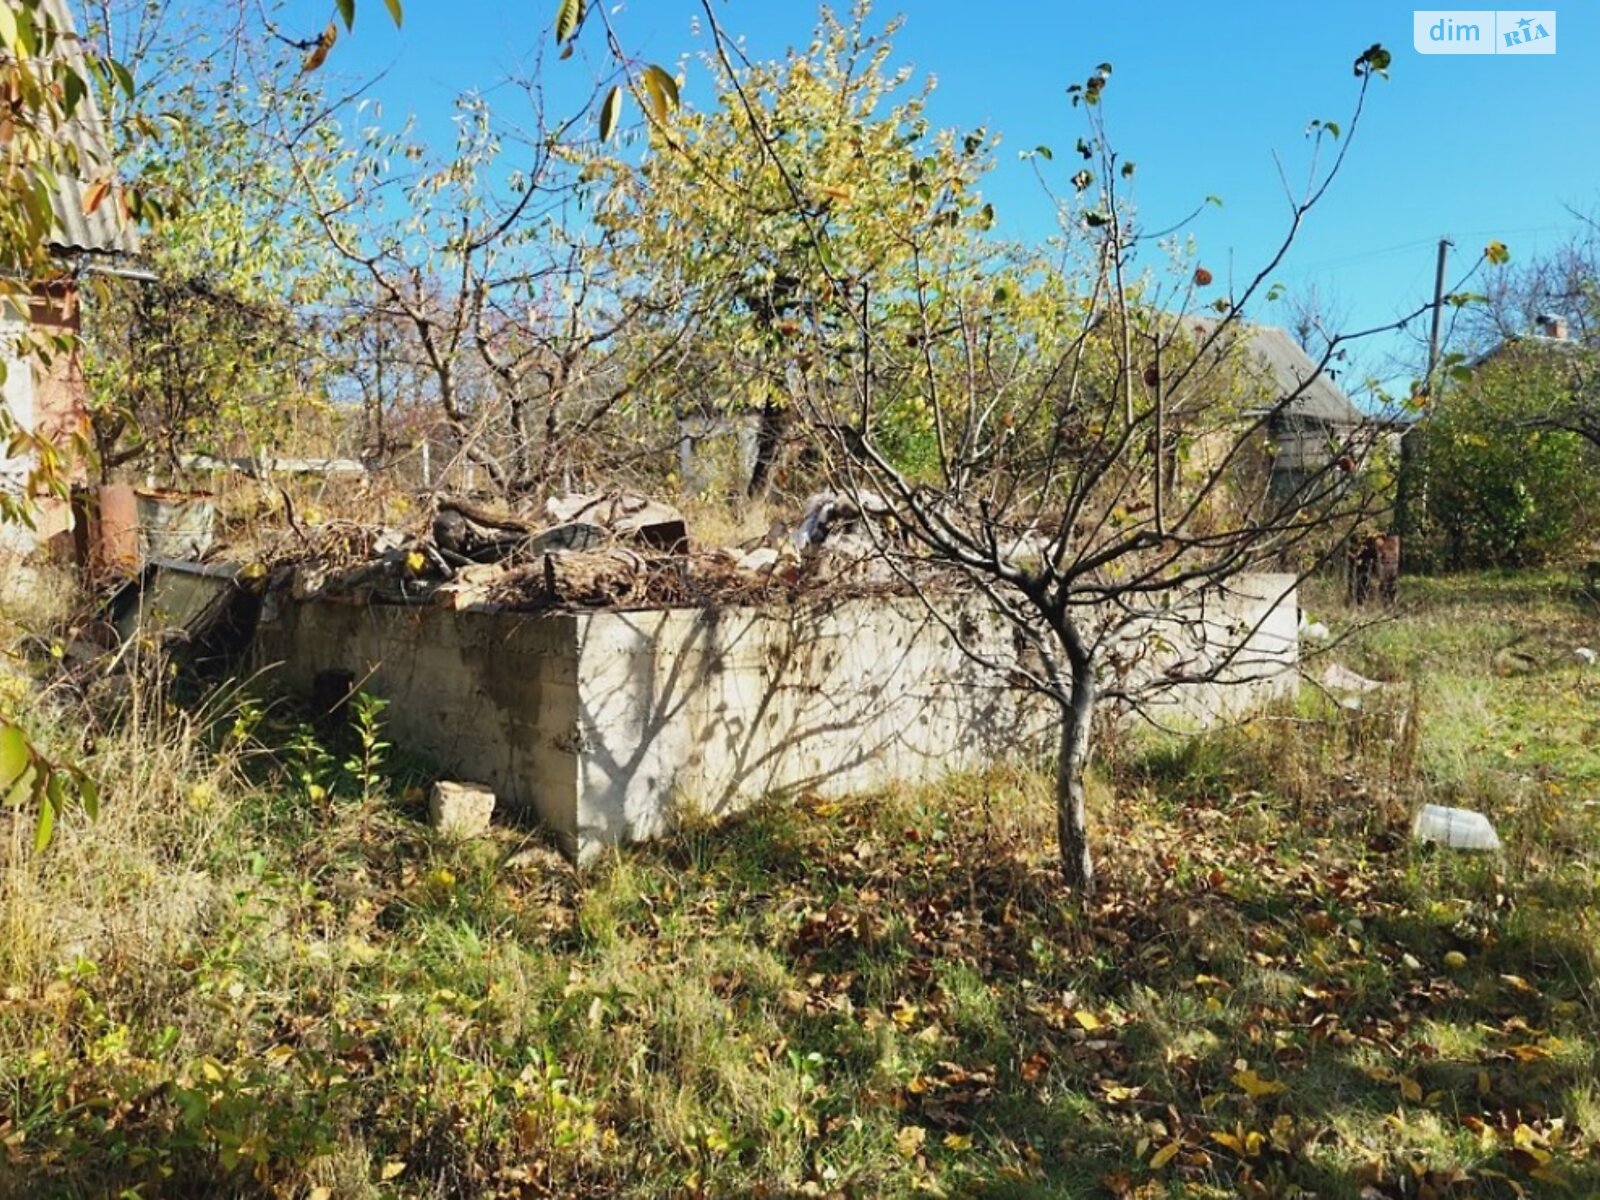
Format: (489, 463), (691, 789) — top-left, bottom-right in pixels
(56, 487), (929, 709)
(275, 489), (915, 614)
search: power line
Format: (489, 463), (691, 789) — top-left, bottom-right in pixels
(1278, 223), (1576, 280)
(1277, 237), (1438, 278)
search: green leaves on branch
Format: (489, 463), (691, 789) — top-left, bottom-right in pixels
(1353, 43), (1392, 78)
(0, 726), (26, 797)
(1, 720), (100, 853)
(304, 1), (403, 70)
(335, 0), (402, 30)
(595, 67), (680, 141)
(97, 56), (136, 102)
(642, 65), (679, 125)
(815, 232), (842, 276)
(550, 0), (677, 142)
(0, 3), (36, 54)
(0, 0), (143, 378)
(1067, 63), (1112, 108)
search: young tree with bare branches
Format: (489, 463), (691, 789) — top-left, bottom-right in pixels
(655, 11), (1503, 894)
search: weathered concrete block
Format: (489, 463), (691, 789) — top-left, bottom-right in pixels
(429, 781), (496, 839)
(257, 575), (1298, 863)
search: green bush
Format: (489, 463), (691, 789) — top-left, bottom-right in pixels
(1415, 348), (1600, 569)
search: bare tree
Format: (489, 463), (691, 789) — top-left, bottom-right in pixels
(684, 15), (1490, 895)
(1468, 209), (1600, 350)
(1279, 280), (1360, 387)
(1452, 212), (1600, 455)
(282, 70), (706, 500)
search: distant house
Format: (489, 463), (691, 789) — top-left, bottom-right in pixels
(1, 0), (142, 554)
(1463, 313), (1598, 451)
(1463, 313), (1593, 431)
(1184, 319), (1373, 498)
(1471, 313), (1583, 369)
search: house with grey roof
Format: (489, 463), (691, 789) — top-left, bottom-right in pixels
(1183, 318), (1373, 499)
(1471, 313), (1585, 368)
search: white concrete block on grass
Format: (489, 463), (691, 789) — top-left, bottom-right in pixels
(429, 781), (497, 839)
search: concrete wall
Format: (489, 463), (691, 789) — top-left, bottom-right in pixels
(259, 601), (584, 850)
(568, 597), (1047, 852)
(256, 575), (1297, 861)
(1109, 571), (1301, 726)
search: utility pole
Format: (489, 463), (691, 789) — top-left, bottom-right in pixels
(1425, 236), (1452, 388)
(1396, 236), (1451, 547)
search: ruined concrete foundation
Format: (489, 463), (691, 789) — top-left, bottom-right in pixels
(255, 575), (1297, 862)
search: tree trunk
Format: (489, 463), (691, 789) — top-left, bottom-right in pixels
(747, 392), (788, 498)
(1056, 652), (1097, 897)
(509, 393), (531, 489)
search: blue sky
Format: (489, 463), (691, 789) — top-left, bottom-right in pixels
(320, 1), (1598, 390)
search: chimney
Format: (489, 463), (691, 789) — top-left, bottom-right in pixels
(1535, 313), (1569, 341)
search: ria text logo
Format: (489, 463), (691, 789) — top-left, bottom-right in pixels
(1413, 10), (1556, 53)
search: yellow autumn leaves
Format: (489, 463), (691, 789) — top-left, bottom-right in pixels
(893, 1123), (974, 1159)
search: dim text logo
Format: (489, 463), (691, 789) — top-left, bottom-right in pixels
(1413, 10), (1556, 53)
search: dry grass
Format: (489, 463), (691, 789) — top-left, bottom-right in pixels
(0, 570), (1596, 1197)
(675, 491), (780, 549)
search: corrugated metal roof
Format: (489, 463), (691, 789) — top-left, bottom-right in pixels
(35, 0), (141, 258)
(1184, 318), (1363, 426)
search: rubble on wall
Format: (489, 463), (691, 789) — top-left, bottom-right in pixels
(67, 486), (1302, 731)
(265, 488), (918, 614)
(53, 486), (929, 702)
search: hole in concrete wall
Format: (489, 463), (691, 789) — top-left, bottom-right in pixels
(312, 669), (356, 730)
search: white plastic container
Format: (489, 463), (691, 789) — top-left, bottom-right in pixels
(1414, 804), (1501, 851)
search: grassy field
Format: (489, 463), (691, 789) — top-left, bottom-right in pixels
(1, 572), (1598, 1198)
